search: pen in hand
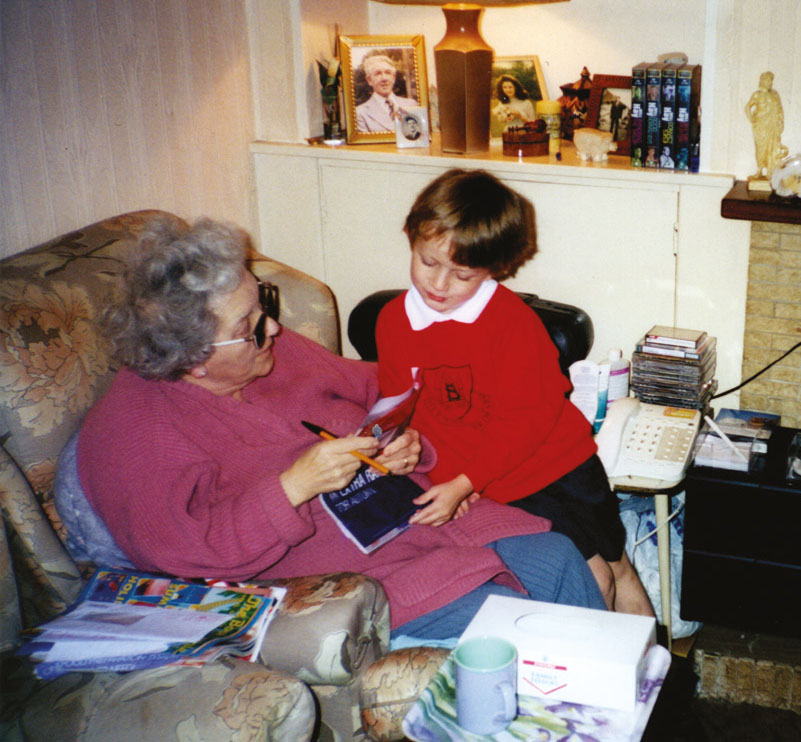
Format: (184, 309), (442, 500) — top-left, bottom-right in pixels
(301, 420), (391, 475)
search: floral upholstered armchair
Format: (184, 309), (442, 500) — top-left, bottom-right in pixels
(0, 211), (446, 742)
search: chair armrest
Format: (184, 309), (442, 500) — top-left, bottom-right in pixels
(258, 573), (390, 686)
(360, 646), (450, 742)
(1, 652), (316, 742)
(248, 250), (340, 354)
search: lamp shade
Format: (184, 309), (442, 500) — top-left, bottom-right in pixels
(371, 1), (569, 153)
(372, 1), (568, 5)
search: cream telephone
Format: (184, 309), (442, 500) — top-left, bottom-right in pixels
(595, 397), (702, 483)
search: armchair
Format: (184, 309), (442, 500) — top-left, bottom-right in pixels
(0, 212), (442, 742)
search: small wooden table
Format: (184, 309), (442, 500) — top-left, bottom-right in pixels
(610, 473), (687, 649)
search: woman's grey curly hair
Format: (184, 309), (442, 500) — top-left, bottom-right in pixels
(106, 216), (247, 380)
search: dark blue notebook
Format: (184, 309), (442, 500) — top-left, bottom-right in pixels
(320, 466), (422, 553)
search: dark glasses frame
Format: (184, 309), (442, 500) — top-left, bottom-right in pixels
(211, 280), (279, 350)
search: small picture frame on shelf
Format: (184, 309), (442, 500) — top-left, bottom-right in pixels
(340, 34), (428, 145)
(491, 56), (548, 139)
(585, 73), (633, 156)
(395, 107), (430, 148)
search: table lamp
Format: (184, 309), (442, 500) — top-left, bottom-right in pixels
(372, 1), (569, 153)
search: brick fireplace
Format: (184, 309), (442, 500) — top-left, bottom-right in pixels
(721, 183), (801, 426)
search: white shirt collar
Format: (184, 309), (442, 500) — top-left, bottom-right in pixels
(405, 279), (498, 330)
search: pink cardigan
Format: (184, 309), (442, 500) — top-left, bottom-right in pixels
(79, 329), (550, 628)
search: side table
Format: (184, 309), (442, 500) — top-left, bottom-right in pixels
(402, 644), (671, 742)
(610, 473), (686, 649)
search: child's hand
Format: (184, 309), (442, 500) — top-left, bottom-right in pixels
(409, 474), (474, 527)
(453, 492), (481, 519)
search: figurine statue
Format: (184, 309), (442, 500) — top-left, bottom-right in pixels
(573, 128), (617, 162)
(745, 71), (789, 184)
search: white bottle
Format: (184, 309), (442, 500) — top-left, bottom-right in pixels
(605, 348), (630, 411)
(568, 360), (599, 427)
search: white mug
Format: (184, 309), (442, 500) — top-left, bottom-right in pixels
(453, 636), (518, 735)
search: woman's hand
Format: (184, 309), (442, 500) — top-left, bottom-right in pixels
(279, 436), (379, 507)
(408, 474), (474, 527)
(375, 428), (421, 476)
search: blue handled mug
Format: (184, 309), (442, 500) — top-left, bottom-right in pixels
(453, 636), (518, 735)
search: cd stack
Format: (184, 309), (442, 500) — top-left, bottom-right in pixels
(631, 325), (717, 412)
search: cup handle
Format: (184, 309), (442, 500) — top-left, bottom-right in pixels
(495, 680), (517, 722)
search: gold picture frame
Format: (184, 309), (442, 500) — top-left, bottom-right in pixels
(340, 34), (428, 145)
(491, 55), (548, 139)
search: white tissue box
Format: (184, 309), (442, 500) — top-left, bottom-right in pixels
(459, 595), (656, 712)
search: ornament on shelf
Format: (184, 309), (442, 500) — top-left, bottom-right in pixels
(770, 153), (801, 198)
(745, 71), (789, 192)
(557, 66), (593, 140)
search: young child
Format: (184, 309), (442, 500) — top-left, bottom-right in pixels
(376, 168), (653, 616)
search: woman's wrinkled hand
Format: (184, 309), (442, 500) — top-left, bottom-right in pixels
(279, 436), (379, 506)
(375, 428), (421, 476)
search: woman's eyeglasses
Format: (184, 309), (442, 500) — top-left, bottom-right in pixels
(211, 281), (279, 350)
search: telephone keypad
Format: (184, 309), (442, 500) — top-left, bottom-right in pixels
(618, 405), (701, 479)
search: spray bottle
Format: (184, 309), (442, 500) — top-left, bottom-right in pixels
(594, 359), (611, 433)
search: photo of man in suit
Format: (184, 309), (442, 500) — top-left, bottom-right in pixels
(356, 54), (418, 133)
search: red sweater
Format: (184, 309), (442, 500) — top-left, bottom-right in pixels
(376, 285), (596, 503)
(78, 328), (550, 628)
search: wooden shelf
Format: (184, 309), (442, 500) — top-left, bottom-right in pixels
(252, 135), (735, 190)
(721, 180), (801, 225)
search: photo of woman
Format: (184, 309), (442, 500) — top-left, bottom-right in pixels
(493, 75), (536, 132)
(490, 56), (548, 139)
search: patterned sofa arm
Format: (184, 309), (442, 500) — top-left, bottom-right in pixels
(1, 652), (317, 742)
(259, 573), (390, 686)
(249, 250), (340, 355)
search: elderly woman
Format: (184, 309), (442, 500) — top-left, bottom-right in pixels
(68, 217), (604, 641)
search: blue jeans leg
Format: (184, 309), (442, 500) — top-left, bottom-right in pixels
(391, 532), (606, 642)
(489, 532), (606, 611)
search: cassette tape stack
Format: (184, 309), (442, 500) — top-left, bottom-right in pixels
(631, 325), (717, 413)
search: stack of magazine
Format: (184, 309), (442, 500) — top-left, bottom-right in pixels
(17, 568), (285, 678)
(693, 408), (779, 471)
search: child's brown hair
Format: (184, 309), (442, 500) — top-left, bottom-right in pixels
(404, 168), (537, 280)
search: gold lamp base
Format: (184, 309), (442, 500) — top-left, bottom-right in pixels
(434, 4), (493, 154)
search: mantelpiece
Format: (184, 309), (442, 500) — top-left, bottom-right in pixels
(251, 136), (750, 396)
(721, 180), (801, 226)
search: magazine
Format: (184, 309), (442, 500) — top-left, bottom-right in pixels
(18, 568), (285, 678)
(357, 372), (422, 447)
(713, 408), (779, 442)
(320, 465), (423, 554)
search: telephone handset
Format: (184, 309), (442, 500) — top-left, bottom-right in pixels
(595, 397), (701, 483)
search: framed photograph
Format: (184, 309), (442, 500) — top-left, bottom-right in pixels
(491, 56), (548, 139)
(395, 106), (430, 148)
(340, 34), (428, 145)
(585, 74), (633, 156)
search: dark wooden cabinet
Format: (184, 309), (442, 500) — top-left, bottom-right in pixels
(681, 427), (801, 637)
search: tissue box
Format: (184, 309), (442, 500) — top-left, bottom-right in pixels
(459, 595), (656, 712)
